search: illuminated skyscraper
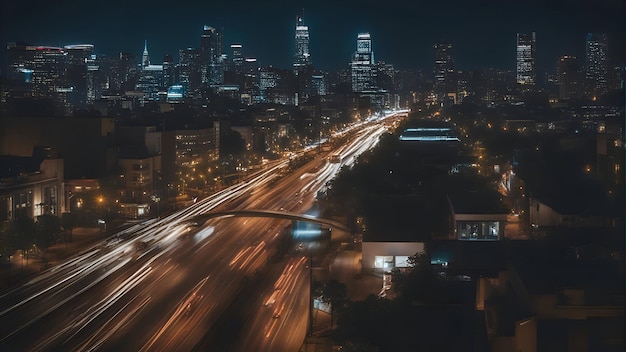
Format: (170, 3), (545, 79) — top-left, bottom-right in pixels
(178, 47), (201, 97)
(200, 26), (223, 86)
(163, 54), (174, 87)
(137, 41), (164, 102)
(433, 41), (455, 101)
(142, 40), (150, 68)
(6, 43), (73, 114)
(293, 15), (311, 70)
(351, 33), (376, 92)
(585, 33), (608, 97)
(231, 44), (244, 74)
(516, 32), (536, 87)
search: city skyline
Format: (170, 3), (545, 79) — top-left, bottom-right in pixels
(1, 0), (625, 74)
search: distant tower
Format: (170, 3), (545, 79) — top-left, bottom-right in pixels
(350, 33), (376, 92)
(231, 44), (244, 74)
(585, 33), (608, 97)
(200, 26), (223, 86)
(433, 41), (455, 101)
(557, 55), (582, 100)
(142, 40), (150, 68)
(293, 14), (311, 70)
(516, 32), (536, 87)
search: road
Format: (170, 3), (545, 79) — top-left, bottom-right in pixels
(0, 111), (407, 351)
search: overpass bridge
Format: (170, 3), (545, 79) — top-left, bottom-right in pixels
(187, 209), (349, 232)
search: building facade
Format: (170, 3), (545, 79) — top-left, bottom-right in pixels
(585, 33), (608, 97)
(516, 32), (536, 88)
(293, 16), (311, 70)
(351, 33), (377, 92)
(433, 41), (456, 102)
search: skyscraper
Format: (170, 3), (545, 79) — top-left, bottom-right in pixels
(557, 55), (583, 100)
(6, 43), (73, 114)
(585, 33), (608, 97)
(178, 47), (201, 97)
(137, 41), (164, 103)
(293, 15), (311, 70)
(516, 32), (536, 87)
(433, 41), (456, 101)
(64, 44), (94, 107)
(230, 44), (244, 74)
(142, 40), (150, 68)
(351, 33), (376, 92)
(200, 26), (223, 86)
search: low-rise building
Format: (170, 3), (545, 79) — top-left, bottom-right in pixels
(0, 147), (64, 222)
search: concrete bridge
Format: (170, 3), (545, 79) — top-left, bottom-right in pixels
(187, 209), (349, 232)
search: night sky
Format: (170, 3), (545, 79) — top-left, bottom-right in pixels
(1, 0), (625, 73)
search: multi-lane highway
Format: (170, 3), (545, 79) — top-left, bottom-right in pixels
(0, 111), (407, 351)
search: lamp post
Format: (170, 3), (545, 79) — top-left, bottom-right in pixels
(98, 196), (104, 234)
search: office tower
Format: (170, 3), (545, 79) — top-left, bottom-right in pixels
(142, 40), (150, 68)
(311, 73), (328, 96)
(516, 32), (536, 87)
(585, 33), (608, 97)
(433, 41), (456, 101)
(163, 54), (174, 87)
(64, 44), (94, 107)
(178, 47), (201, 97)
(259, 67), (281, 102)
(136, 41), (164, 102)
(6, 43), (73, 114)
(7, 44), (68, 96)
(231, 44), (244, 74)
(293, 15), (311, 70)
(111, 52), (137, 91)
(557, 55), (583, 100)
(350, 33), (376, 92)
(200, 25), (223, 86)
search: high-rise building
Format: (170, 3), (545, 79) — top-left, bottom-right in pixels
(64, 44), (94, 107)
(516, 32), (536, 87)
(6, 43), (74, 114)
(200, 26), (223, 86)
(230, 44), (244, 74)
(557, 55), (583, 101)
(163, 54), (174, 88)
(142, 40), (150, 68)
(293, 15), (311, 70)
(585, 33), (608, 97)
(350, 33), (376, 92)
(311, 73), (328, 96)
(177, 47), (201, 97)
(433, 41), (456, 101)
(136, 41), (164, 102)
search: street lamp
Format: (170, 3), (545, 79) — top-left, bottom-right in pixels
(98, 196), (104, 217)
(98, 196), (104, 234)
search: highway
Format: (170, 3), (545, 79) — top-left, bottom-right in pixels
(0, 111), (407, 351)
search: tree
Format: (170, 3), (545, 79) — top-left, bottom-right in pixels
(220, 129), (246, 158)
(316, 279), (348, 328)
(36, 214), (61, 262)
(8, 218), (36, 268)
(391, 251), (442, 306)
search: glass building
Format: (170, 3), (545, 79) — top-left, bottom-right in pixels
(350, 33), (376, 92)
(516, 32), (536, 87)
(433, 41), (455, 101)
(585, 33), (608, 97)
(293, 16), (311, 70)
